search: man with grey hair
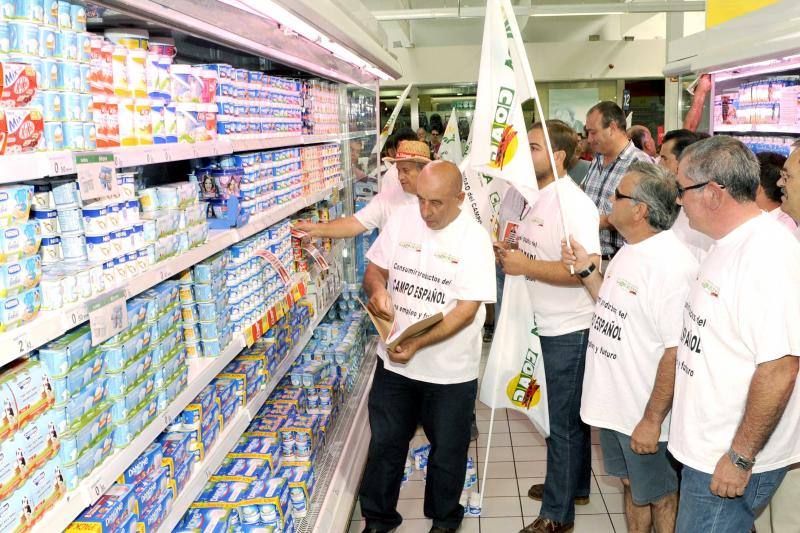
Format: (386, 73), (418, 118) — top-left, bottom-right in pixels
(669, 136), (800, 533)
(562, 161), (697, 533)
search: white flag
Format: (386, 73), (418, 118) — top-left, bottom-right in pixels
(436, 110), (463, 165)
(374, 83), (412, 155)
(477, 0), (549, 438)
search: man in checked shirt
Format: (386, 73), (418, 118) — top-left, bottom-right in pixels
(582, 102), (651, 265)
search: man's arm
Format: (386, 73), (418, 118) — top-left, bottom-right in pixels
(561, 237), (603, 299)
(631, 347), (677, 454)
(501, 247), (600, 287)
(731, 356), (799, 459)
(710, 355), (799, 498)
(363, 263), (393, 321)
(294, 216), (367, 239)
(387, 300), (481, 363)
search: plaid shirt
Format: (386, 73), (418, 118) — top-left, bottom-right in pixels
(581, 141), (650, 256)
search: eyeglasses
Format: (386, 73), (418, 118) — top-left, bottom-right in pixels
(675, 180), (724, 199)
(614, 188), (637, 202)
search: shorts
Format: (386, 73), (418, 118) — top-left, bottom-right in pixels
(599, 427), (679, 505)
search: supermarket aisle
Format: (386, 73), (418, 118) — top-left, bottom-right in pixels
(348, 345), (629, 533)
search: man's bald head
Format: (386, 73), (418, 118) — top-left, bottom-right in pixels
(419, 160), (463, 196)
(628, 125), (656, 157)
(415, 161), (465, 230)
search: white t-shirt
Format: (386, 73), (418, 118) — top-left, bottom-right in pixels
(515, 177), (601, 336)
(366, 205), (497, 384)
(581, 230), (698, 440)
(353, 185), (417, 232)
(379, 163), (403, 195)
(668, 214), (800, 474)
(769, 206), (798, 233)
(671, 208), (714, 263)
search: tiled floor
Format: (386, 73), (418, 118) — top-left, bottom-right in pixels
(347, 345), (631, 533)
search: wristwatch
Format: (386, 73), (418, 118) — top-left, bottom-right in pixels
(577, 263), (596, 279)
(728, 448), (755, 471)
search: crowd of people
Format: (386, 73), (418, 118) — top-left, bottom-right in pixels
(303, 100), (800, 533)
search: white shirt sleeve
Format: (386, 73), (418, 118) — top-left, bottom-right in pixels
(453, 227), (497, 303)
(652, 275), (692, 348)
(738, 252), (800, 365)
(365, 210), (400, 270)
(354, 193), (390, 232)
(566, 189), (602, 255)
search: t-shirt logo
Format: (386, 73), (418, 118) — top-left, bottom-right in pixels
(701, 279), (720, 298)
(505, 333), (544, 410)
(399, 241), (422, 252)
(616, 278), (638, 295)
(434, 251), (459, 264)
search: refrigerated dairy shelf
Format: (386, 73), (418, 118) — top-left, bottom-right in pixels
(32, 280), (341, 533)
(0, 186), (339, 364)
(0, 130), (376, 184)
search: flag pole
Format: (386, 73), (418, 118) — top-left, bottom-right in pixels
(373, 83), (413, 159)
(499, 0), (575, 273)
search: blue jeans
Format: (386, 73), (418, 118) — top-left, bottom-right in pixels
(495, 268), (505, 316)
(677, 465), (787, 533)
(539, 329), (592, 524)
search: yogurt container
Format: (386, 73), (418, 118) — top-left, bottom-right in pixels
(37, 25), (56, 57)
(43, 0), (57, 26)
(41, 90), (64, 121)
(57, 206), (83, 232)
(32, 208), (59, 236)
(39, 271), (62, 310)
(62, 29), (78, 61)
(83, 121), (95, 149)
(64, 91), (82, 121)
(41, 58), (58, 89)
(63, 120), (85, 150)
(76, 31), (90, 62)
(42, 121), (64, 150)
(69, 3), (85, 31)
(0, 254), (40, 298)
(85, 232), (112, 263)
(60, 229), (86, 261)
(51, 179), (79, 207)
(8, 21), (39, 55)
(0, 221), (41, 262)
(56, 0), (70, 29)
(61, 60), (81, 91)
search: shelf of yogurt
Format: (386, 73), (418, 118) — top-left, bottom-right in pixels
(713, 75), (800, 134)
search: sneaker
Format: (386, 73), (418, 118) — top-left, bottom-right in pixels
(519, 517), (574, 533)
(527, 484), (589, 505)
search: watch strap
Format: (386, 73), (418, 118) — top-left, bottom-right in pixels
(577, 262), (596, 279)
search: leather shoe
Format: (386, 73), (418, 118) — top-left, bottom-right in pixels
(519, 517), (574, 533)
(527, 483), (589, 505)
(429, 527), (457, 533)
(361, 528), (387, 533)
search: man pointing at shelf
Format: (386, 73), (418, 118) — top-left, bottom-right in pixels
(293, 139), (429, 238)
(358, 160), (496, 533)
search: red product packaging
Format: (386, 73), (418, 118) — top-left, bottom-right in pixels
(0, 108), (44, 155)
(0, 63), (38, 108)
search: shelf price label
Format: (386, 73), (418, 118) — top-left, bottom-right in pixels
(87, 288), (129, 346)
(11, 331), (34, 356)
(75, 152), (118, 202)
(255, 250), (291, 284)
(50, 152), (76, 175)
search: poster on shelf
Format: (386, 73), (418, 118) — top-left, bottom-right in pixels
(87, 288), (129, 346)
(75, 152), (119, 202)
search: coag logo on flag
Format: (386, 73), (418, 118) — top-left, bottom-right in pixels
(505, 345), (543, 410)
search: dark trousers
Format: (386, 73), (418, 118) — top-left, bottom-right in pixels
(359, 358), (477, 530)
(539, 329), (592, 524)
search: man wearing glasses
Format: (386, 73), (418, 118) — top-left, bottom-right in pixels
(668, 136), (800, 533)
(563, 161), (697, 533)
(756, 139), (800, 533)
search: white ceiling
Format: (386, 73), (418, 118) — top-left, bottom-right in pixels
(361, 0), (705, 48)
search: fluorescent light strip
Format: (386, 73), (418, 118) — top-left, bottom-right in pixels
(219, 0), (389, 80)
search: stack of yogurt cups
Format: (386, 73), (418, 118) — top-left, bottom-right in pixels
(3, 0), (97, 152)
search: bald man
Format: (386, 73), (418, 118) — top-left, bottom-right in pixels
(359, 161), (497, 533)
(628, 125), (658, 159)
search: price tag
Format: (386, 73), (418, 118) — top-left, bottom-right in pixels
(50, 152), (76, 175)
(87, 288), (129, 346)
(163, 149), (172, 162)
(303, 244), (329, 271)
(74, 152), (118, 202)
(255, 250), (291, 284)
(92, 479), (109, 497)
(12, 331), (34, 356)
